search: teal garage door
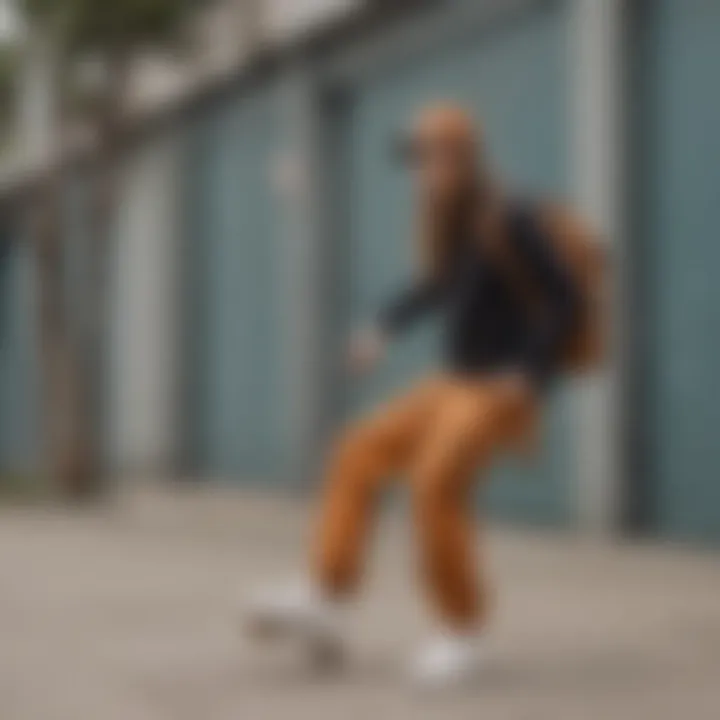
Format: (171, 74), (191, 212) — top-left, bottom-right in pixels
(337, 3), (573, 524)
(636, 0), (720, 542)
(185, 90), (287, 481)
(0, 222), (39, 476)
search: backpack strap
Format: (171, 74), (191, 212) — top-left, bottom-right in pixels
(484, 198), (549, 323)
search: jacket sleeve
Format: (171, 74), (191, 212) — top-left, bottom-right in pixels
(376, 276), (448, 337)
(512, 207), (584, 388)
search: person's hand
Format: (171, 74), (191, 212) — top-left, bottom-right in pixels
(346, 326), (387, 376)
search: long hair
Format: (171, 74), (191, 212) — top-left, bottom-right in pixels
(416, 168), (503, 279)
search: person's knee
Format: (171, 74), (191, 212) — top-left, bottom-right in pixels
(334, 422), (374, 463)
(414, 469), (458, 521)
(328, 421), (390, 487)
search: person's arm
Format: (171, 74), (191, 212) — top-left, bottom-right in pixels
(512, 207), (583, 388)
(347, 275), (448, 375)
(376, 276), (448, 337)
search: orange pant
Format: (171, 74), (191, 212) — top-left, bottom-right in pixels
(312, 374), (537, 630)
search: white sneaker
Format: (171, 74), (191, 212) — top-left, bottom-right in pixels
(409, 633), (486, 689)
(245, 580), (345, 669)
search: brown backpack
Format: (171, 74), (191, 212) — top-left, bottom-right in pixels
(485, 200), (609, 374)
(536, 203), (608, 372)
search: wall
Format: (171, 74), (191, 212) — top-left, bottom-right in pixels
(0, 217), (39, 476)
(631, 0), (720, 543)
(109, 132), (186, 474)
(6, 0), (720, 543)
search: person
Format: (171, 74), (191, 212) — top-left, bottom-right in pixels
(247, 104), (584, 687)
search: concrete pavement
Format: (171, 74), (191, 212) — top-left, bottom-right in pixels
(1, 485), (719, 720)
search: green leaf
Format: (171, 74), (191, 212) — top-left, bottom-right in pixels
(21, 0), (215, 54)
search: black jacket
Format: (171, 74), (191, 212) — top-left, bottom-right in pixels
(377, 203), (583, 388)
